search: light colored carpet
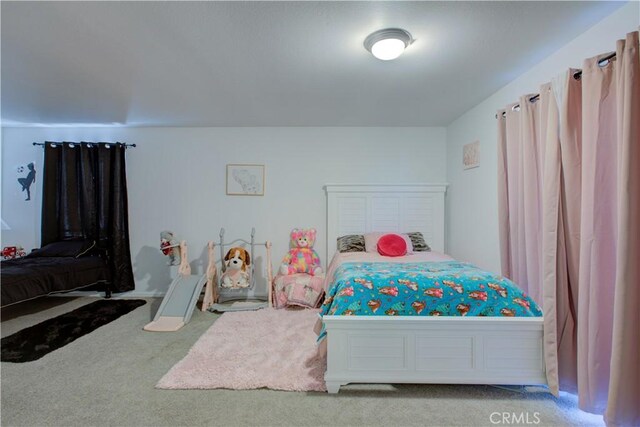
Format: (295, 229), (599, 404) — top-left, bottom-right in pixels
(157, 308), (325, 391)
(0, 297), (605, 427)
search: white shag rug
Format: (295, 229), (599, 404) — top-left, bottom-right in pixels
(156, 308), (326, 392)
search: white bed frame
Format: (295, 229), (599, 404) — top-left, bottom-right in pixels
(323, 183), (546, 393)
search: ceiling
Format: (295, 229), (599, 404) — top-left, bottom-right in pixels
(1, 1), (625, 127)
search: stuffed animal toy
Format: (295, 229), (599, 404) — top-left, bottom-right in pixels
(160, 230), (180, 266)
(221, 247), (251, 288)
(280, 228), (323, 276)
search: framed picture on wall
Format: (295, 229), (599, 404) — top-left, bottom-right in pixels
(226, 164), (265, 196)
(463, 141), (480, 170)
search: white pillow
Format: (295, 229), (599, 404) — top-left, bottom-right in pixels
(364, 232), (414, 254)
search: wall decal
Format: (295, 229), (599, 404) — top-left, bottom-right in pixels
(16, 162), (36, 201)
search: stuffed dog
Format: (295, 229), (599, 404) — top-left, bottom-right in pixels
(221, 247), (251, 288)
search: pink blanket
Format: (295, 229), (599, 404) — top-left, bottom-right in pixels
(273, 273), (325, 309)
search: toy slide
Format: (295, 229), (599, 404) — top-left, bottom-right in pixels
(144, 241), (208, 332)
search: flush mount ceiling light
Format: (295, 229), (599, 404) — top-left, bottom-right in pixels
(364, 28), (414, 61)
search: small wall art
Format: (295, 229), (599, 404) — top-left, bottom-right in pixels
(463, 141), (480, 170)
(226, 164), (265, 196)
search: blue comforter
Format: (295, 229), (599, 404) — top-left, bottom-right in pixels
(321, 261), (542, 318)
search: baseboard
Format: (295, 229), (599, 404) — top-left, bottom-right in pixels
(117, 290), (167, 298)
(51, 290), (166, 298)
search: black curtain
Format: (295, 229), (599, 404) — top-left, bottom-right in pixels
(41, 142), (134, 292)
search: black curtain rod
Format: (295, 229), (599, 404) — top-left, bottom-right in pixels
(495, 51), (617, 119)
(33, 142), (137, 148)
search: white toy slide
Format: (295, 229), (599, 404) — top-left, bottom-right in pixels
(144, 241), (209, 332)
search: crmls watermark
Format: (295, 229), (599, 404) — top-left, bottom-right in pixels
(489, 412), (541, 425)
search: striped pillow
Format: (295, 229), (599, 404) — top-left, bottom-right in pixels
(336, 235), (365, 253)
(406, 232), (430, 252)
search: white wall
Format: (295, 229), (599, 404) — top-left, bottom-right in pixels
(1, 135), (41, 251)
(1, 126), (446, 295)
(445, 2), (639, 273)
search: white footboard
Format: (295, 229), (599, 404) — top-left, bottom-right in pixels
(323, 315), (546, 394)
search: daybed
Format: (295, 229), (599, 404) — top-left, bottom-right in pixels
(1, 240), (111, 307)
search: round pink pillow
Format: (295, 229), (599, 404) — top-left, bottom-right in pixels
(377, 234), (407, 257)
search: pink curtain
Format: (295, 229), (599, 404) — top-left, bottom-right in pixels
(555, 70), (583, 396)
(605, 31), (640, 427)
(540, 80), (563, 396)
(520, 94), (543, 304)
(577, 44), (619, 416)
(497, 95), (544, 300)
(540, 77), (579, 396)
(504, 103), (527, 291)
(497, 31), (639, 426)
(497, 111), (512, 279)
(541, 71), (582, 396)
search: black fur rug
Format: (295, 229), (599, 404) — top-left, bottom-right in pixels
(1, 299), (146, 363)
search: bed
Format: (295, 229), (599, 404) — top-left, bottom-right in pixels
(321, 183), (546, 393)
(1, 240), (111, 308)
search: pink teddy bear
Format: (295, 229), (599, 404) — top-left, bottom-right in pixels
(280, 228), (323, 276)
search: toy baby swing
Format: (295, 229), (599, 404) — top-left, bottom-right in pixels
(201, 228), (273, 312)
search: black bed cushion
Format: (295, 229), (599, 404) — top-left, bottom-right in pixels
(337, 235), (366, 253)
(27, 240), (96, 259)
(406, 232), (431, 252)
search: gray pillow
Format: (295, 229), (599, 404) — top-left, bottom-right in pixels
(336, 235), (365, 253)
(406, 232), (430, 252)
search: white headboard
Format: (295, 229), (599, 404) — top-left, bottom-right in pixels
(325, 183), (448, 262)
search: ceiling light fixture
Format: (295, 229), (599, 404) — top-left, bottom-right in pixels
(364, 28), (413, 61)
